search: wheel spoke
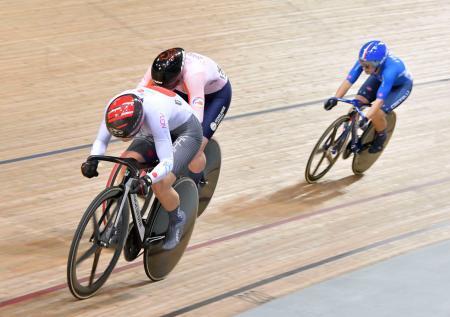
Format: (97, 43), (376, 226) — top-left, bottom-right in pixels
(311, 129), (337, 175)
(101, 199), (114, 226)
(312, 151), (327, 175)
(90, 199), (116, 242)
(325, 151), (334, 163)
(329, 124), (339, 143)
(76, 243), (99, 265)
(322, 133), (333, 151)
(89, 248), (102, 286)
(87, 210), (101, 243)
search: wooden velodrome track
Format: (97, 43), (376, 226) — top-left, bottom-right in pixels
(1, 0), (450, 315)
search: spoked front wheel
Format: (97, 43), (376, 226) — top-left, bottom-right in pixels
(67, 186), (129, 299)
(305, 115), (350, 183)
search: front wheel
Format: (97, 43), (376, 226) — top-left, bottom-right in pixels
(305, 115), (351, 183)
(67, 186), (129, 299)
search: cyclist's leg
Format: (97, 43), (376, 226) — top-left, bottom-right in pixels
(153, 116), (202, 249)
(368, 80), (413, 153)
(174, 89), (206, 174)
(151, 173), (178, 211)
(118, 136), (158, 195)
(355, 75), (380, 105)
(111, 137), (158, 186)
(188, 80), (232, 175)
(381, 80), (413, 114)
(356, 75), (388, 131)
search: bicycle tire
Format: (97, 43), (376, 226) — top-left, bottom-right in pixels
(305, 115), (350, 183)
(143, 177), (198, 281)
(67, 186), (129, 299)
(352, 111), (396, 174)
(197, 138), (221, 217)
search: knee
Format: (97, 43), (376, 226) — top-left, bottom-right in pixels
(355, 95), (370, 105)
(189, 151), (206, 172)
(122, 151), (144, 162)
(373, 107), (386, 118)
(151, 173), (176, 196)
(151, 181), (168, 196)
(195, 150), (206, 162)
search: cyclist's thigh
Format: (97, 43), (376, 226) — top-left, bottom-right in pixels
(203, 81), (232, 139)
(126, 136), (159, 165)
(381, 80), (413, 113)
(171, 116), (203, 176)
(357, 75), (380, 103)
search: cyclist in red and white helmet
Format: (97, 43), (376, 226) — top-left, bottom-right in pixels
(81, 86), (203, 250)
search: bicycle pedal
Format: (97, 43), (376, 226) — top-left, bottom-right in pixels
(143, 235), (165, 248)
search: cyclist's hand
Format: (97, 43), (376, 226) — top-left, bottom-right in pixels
(324, 97), (338, 111)
(130, 174), (152, 195)
(81, 160), (99, 178)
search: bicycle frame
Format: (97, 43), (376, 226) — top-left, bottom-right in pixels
(334, 98), (370, 154)
(87, 155), (163, 248)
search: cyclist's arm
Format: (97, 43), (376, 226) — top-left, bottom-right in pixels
(184, 72), (207, 123)
(335, 79), (353, 98)
(146, 111), (174, 184)
(90, 119), (111, 155)
(376, 71), (395, 101)
(346, 61), (363, 84)
(334, 61), (362, 97)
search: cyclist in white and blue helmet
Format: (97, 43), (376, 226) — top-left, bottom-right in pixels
(324, 40), (413, 153)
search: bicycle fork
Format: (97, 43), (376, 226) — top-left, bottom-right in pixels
(97, 179), (144, 248)
(127, 179), (164, 248)
(333, 122), (351, 154)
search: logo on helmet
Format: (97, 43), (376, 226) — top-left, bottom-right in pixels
(158, 48), (179, 61)
(105, 93), (143, 138)
(109, 127), (125, 137)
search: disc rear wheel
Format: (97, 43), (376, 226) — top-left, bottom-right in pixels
(352, 111), (397, 174)
(143, 177), (198, 281)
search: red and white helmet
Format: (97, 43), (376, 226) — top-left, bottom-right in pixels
(105, 93), (144, 138)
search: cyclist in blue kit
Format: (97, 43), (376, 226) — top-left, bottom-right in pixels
(324, 40), (413, 153)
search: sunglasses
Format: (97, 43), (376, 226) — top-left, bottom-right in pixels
(359, 60), (378, 69)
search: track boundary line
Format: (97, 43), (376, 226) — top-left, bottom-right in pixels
(1, 175), (449, 308)
(2, 77), (449, 165)
(162, 222), (450, 316)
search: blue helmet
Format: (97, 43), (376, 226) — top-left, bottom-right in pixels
(359, 40), (388, 67)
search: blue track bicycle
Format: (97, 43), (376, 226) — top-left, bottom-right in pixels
(305, 98), (396, 183)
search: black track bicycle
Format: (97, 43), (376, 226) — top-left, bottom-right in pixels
(67, 139), (222, 299)
(105, 138), (222, 217)
(305, 98), (396, 183)
(67, 155), (198, 299)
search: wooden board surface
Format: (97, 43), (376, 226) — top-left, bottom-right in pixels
(1, 0), (450, 316)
